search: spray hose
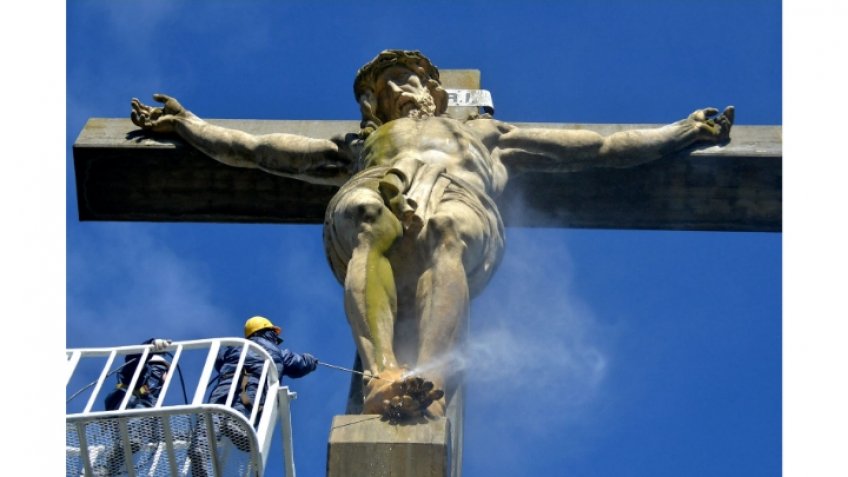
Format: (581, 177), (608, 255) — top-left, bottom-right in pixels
(317, 361), (395, 382)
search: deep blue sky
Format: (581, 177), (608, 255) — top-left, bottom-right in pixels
(60, 1), (787, 476)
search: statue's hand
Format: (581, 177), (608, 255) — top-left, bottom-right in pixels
(688, 106), (734, 144)
(130, 93), (189, 134)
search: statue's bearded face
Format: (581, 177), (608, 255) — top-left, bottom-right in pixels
(375, 66), (437, 121)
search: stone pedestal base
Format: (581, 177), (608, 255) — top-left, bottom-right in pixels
(327, 415), (451, 477)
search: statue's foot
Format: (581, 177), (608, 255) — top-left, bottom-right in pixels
(425, 394), (447, 418)
(363, 369), (445, 421)
(362, 368), (406, 415)
(384, 375), (446, 420)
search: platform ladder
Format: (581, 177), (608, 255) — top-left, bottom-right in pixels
(66, 338), (298, 477)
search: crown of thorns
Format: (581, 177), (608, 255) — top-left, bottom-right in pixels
(354, 49), (441, 100)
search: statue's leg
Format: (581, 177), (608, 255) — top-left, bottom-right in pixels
(415, 199), (488, 417)
(331, 187), (410, 412)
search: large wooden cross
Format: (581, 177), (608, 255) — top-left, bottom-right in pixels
(72, 70), (781, 477)
(73, 70), (780, 232)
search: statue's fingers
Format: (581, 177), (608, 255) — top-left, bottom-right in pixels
(723, 106), (735, 125)
(717, 114), (733, 142)
(702, 107), (719, 118)
(130, 110), (144, 128)
(715, 108), (732, 127)
(152, 93), (172, 104)
(703, 122), (719, 137)
(429, 389), (445, 401)
(133, 100), (156, 117)
(690, 108), (711, 122)
(165, 99), (183, 114)
(130, 99), (146, 117)
(154, 94), (184, 115)
(137, 111), (157, 128)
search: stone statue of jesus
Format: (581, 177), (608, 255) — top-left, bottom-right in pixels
(131, 49), (733, 420)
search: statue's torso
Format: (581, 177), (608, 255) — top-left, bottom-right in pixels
(360, 117), (504, 195)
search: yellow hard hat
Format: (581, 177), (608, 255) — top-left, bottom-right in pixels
(244, 315), (281, 338)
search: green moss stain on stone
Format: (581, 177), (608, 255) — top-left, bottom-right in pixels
(361, 209), (402, 368)
(363, 121), (400, 168)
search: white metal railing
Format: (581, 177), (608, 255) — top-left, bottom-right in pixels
(66, 338), (297, 477)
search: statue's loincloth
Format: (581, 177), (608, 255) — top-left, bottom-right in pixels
(323, 163), (504, 298)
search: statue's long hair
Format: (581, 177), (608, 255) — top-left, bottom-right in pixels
(354, 50), (448, 138)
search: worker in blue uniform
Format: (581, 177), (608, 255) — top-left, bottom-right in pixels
(209, 315), (318, 420)
(104, 338), (172, 411)
(189, 316), (318, 476)
(95, 338), (172, 476)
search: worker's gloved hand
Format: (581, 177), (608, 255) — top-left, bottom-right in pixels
(152, 338), (172, 351)
(303, 353), (318, 371)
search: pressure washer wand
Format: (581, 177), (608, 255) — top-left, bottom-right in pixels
(317, 361), (393, 382)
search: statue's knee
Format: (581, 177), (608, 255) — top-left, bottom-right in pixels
(354, 201), (385, 224)
(426, 214), (461, 246)
(337, 195), (385, 225)
(345, 199), (401, 240)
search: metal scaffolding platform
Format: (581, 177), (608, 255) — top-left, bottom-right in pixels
(66, 338), (297, 477)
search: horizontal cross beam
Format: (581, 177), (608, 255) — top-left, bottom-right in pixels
(72, 119), (781, 232)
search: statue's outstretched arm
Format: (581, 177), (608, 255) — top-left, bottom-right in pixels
(131, 94), (355, 186)
(494, 106), (734, 172)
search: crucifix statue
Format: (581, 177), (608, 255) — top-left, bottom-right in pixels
(129, 49), (734, 422)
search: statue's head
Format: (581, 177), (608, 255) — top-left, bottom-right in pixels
(354, 49), (448, 135)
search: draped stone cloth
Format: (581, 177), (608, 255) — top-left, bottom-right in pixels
(323, 161), (504, 298)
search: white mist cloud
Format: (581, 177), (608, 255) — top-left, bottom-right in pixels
(467, 226), (613, 434)
(456, 225), (619, 475)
